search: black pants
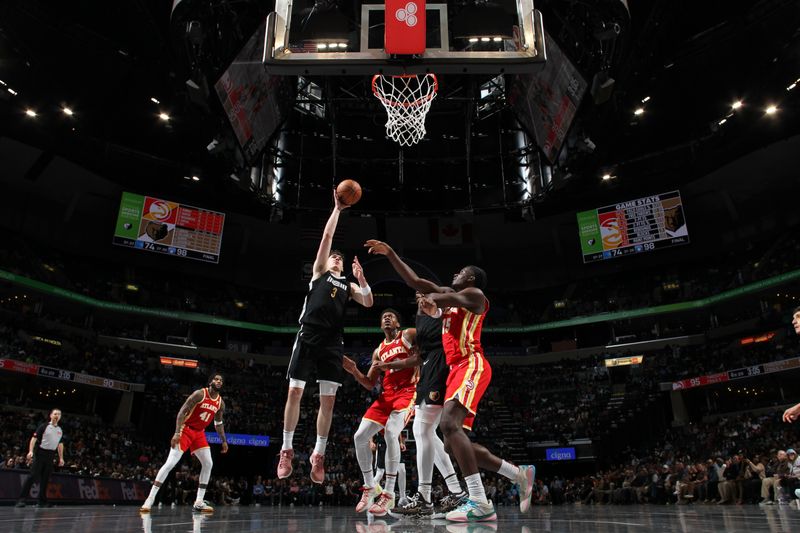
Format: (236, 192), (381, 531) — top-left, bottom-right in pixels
(19, 450), (56, 503)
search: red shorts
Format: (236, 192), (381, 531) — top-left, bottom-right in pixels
(179, 426), (209, 454)
(363, 387), (416, 427)
(445, 353), (492, 431)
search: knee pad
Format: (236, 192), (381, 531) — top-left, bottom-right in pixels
(318, 380), (340, 396)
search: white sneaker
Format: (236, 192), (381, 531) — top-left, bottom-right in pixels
(139, 500), (153, 513)
(192, 501), (214, 513)
(446, 499), (497, 522)
(516, 465), (535, 513)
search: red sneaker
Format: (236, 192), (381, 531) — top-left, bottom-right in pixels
(277, 449), (294, 479)
(310, 452), (325, 484)
(368, 492), (395, 516)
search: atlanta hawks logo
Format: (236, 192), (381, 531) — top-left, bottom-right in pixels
(395, 2), (418, 27)
(465, 379), (475, 391)
(429, 391), (440, 401)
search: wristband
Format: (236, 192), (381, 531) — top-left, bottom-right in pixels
(432, 308), (443, 319)
(214, 420), (224, 426)
(359, 285), (372, 296)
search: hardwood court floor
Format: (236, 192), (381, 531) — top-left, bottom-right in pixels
(1, 502), (799, 532)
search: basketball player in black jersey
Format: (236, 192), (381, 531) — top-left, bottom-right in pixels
(365, 241), (469, 517)
(277, 190), (374, 483)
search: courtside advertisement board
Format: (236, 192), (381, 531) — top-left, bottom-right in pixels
(113, 192), (225, 263)
(577, 190), (689, 263)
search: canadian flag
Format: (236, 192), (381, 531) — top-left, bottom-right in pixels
(430, 217), (473, 246)
(385, 0), (426, 54)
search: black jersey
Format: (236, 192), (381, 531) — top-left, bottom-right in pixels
(415, 312), (443, 358)
(298, 271), (350, 333)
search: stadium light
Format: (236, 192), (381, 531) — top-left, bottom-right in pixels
(62, 107), (74, 116)
(641, 96), (651, 102)
(765, 105), (778, 115)
(150, 97), (160, 104)
(634, 108), (644, 116)
(25, 108), (37, 118)
(731, 100), (743, 110)
(158, 112), (170, 121)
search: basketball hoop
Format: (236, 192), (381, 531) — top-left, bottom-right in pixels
(372, 73), (438, 147)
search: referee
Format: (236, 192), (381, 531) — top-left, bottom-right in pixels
(15, 408), (65, 508)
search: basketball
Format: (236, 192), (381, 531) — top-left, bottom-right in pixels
(336, 179), (362, 206)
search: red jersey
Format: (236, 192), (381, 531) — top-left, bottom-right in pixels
(442, 299), (489, 366)
(182, 388), (222, 431)
(377, 330), (418, 392)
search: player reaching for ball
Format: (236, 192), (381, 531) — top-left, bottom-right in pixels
(365, 240), (534, 522)
(140, 374), (228, 514)
(277, 186), (374, 484)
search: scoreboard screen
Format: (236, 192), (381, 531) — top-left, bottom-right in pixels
(577, 190), (689, 263)
(112, 192), (225, 263)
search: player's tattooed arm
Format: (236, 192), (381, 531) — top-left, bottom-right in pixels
(171, 390), (204, 448)
(214, 399), (229, 454)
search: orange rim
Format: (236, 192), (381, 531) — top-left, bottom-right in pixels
(372, 74), (438, 108)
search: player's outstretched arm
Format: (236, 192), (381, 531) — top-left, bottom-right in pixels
(343, 352), (381, 391)
(783, 402), (800, 423)
(214, 400), (229, 454)
(422, 287), (486, 315)
(312, 190), (350, 280)
(349, 256), (374, 307)
(171, 389), (204, 448)
(364, 240), (452, 294)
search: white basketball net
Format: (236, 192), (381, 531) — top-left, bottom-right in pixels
(372, 74), (438, 147)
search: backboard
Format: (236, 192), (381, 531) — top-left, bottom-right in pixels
(263, 0), (546, 75)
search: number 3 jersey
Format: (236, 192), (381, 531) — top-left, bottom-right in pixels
(182, 387), (222, 431)
(298, 271), (350, 335)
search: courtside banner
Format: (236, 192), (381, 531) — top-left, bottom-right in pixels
(206, 433), (270, 447)
(0, 470), (149, 503)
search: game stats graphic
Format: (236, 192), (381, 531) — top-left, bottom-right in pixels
(577, 190), (689, 264)
(113, 192), (225, 263)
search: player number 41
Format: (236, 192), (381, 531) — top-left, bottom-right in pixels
(199, 412), (212, 422)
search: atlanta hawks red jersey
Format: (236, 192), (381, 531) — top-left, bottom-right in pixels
(442, 299), (489, 366)
(183, 388), (222, 431)
(378, 331), (418, 391)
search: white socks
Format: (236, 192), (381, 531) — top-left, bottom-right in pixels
(419, 483), (432, 502)
(195, 487), (206, 504)
(465, 473), (488, 504)
(145, 485), (159, 506)
(497, 460), (520, 482)
(282, 430), (294, 451)
(445, 473), (464, 495)
(314, 435), (328, 455)
(384, 472), (397, 494)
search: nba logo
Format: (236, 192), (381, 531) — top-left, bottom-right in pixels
(385, 0), (426, 54)
(135, 241), (144, 249)
(602, 251), (612, 259)
(635, 245), (643, 253)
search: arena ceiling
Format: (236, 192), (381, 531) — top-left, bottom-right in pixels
(0, 0), (798, 219)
